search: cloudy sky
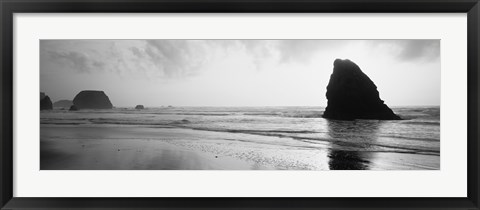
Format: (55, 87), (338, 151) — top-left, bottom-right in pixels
(40, 40), (440, 107)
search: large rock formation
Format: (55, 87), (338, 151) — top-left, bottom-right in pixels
(135, 105), (144, 109)
(53, 100), (73, 108)
(40, 92), (53, 110)
(69, 105), (78, 111)
(323, 59), (401, 120)
(72, 90), (113, 109)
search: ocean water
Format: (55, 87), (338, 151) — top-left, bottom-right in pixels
(40, 106), (440, 170)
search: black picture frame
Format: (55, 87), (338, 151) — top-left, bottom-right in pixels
(1, 0), (479, 209)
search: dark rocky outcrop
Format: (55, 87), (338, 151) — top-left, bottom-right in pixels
(40, 92), (46, 100)
(53, 100), (73, 108)
(72, 90), (113, 109)
(135, 105), (144, 109)
(69, 105), (78, 111)
(323, 59), (401, 120)
(40, 94), (53, 110)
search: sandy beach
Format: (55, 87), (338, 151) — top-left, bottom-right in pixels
(41, 126), (276, 170)
(40, 125), (439, 170)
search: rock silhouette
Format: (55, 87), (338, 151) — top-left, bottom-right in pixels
(53, 100), (73, 108)
(69, 105), (78, 111)
(135, 105), (144, 109)
(72, 90), (113, 109)
(40, 94), (53, 110)
(323, 59), (401, 120)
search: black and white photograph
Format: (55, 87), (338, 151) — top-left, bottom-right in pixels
(40, 39), (440, 170)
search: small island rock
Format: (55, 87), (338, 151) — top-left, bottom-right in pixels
(72, 90), (113, 109)
(40, 94), (53, 110)
(323, 59), (401, 120)
(53, 100), (73, 108)
(135, 105), (144, 109)
(69, 105), (78, 111)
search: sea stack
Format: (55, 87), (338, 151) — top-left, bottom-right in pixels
(69, 105), (78, 111)
(135, 105), (144, 109)
(72, 90), (113, 109)
(323, 59), (401, 120)
(40, 92), (53, 110)
(53, 100), (73, 108)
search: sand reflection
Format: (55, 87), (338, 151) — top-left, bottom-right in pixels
(326, 120), (382, 170)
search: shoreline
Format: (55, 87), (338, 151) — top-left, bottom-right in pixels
(40, 125), (439, 170)
(41, 136), (275, 170)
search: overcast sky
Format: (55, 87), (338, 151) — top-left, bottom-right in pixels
(40, 40), (440, 107)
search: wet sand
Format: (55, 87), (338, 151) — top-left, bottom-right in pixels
(40, 125), (439, 170)
(40, 126), (276, 170)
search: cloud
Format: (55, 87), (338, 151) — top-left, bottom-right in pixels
(41, 40), (440, 81)
(42, 40), (213, 79)
(41, 40), (347, 78)
(129, 46), (144, 58)
(397, 40), (439, 61)
(369, 40), (440, 62)
(46, 50), (106, 73)
(276, 40), (351, 63)
(129, 40), (210, 78)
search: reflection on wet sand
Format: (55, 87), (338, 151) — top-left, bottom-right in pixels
(326, 120), (381, 170)
(328, 150), (370, 170)
(40, 126), (277, 170)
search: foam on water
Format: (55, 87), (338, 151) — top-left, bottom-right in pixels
(41, 106), (440, 168)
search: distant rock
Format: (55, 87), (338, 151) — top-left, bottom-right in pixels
(40, 92), (46, 100)
(69, 105), (78, 111)
(135, 105), (144, 109)
(171, 119), (190, 124)
(40, 94), (53, 110)
(72, 90), (113, 109)
(53, 100), (73, 108)
(323, 59), (401, 120)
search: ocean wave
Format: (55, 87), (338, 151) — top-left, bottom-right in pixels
(169, 119), (192, 124)
(399, 121), (440, 126)
(180, 127), (439, 155)
(189, 127), (319, 134)
(376, 134), (439, 142)
(243, 112), (324, 118)
(41, 106), (440, 156)
(41, 118), (439, 143)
